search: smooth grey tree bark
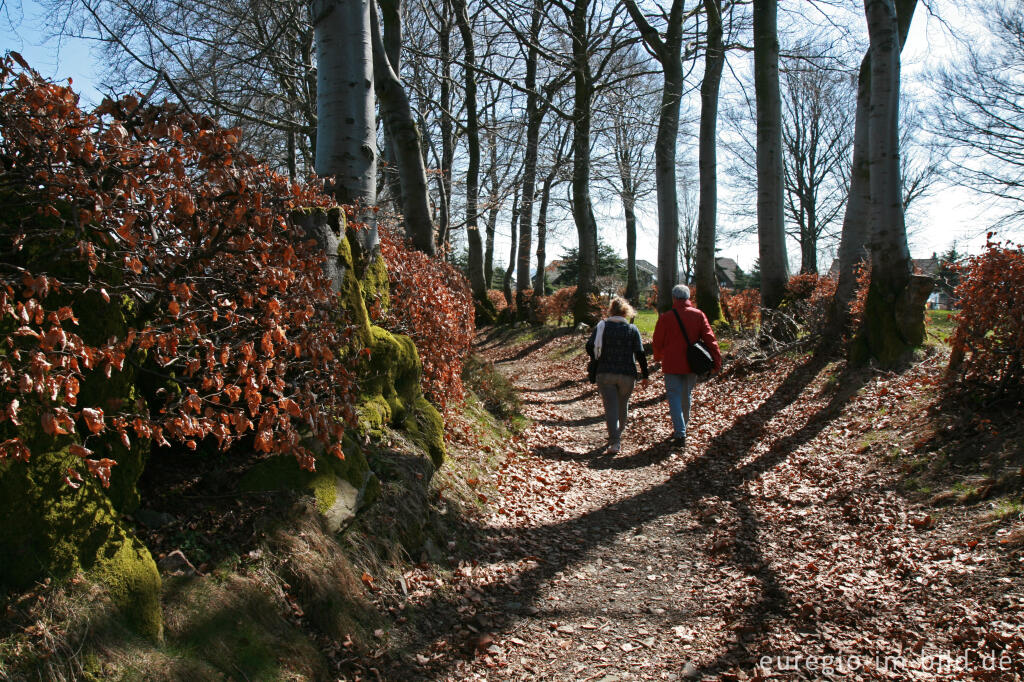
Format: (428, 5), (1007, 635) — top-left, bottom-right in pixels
(754, 0), (788, 309)
(515, 0), (545, 320)
(856, 0), (931, 366)
(569, 0), (600, 325)
(370, 1), (435, 255)
(623, 0), (688, 312)
(829, 0), (917, 345)
(311, 0), (377, 265)
(452, 0), (489, 310)
(503, 186), (521, 306)
(694, 0), (725, 323)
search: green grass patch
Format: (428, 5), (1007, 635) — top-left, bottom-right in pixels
(634, 309), (658, 336)
(926, 309), (957, 345)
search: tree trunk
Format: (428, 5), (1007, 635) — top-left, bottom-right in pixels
(533, 170), (555, 298)
(570, 0), (599, 325)
(800, 217), (819, 274)
(622, 187), (639, 305)
(695, 0), (724, 323)
(378, 0), (403, 211)
(437, 1), (454, 252)
(516, 0), (544, 320)
(830, 0), (917, 347)
(855, 0), (928, 366)
(504, 186), (520, 307)
(311, 0), (377, 262)
(754, 0), (789, 309)
(452, 0), (488, 308)
(484, 130), (499, 286)
(370, 2), (434, 255)
(624, 0), (685, 313)
(828, 53), (872, 336)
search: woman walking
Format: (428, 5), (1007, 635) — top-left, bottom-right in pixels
(585, 296), (649, 454)
(652, 285), (722, 447)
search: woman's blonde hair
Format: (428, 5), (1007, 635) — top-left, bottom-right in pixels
(607, 296), (635, 320)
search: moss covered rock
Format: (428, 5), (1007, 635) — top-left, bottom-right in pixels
(240, 444), (379, 533)
(358, 325), (445, 467)
(0, 439), (162, 642)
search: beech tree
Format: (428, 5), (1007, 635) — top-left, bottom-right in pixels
(312, 0), (377, 264)
(851, 0), (932, 366)
(782, 63), (855, 275)
(694, 0), (726, 323)
(452, 0), (489, 310)
(602, 78), (658, 305)
(370, 0), (436, 255)
(934, 2), (1024, 217)
(623, 0), (696, 311)
(753, 0), (788, 309)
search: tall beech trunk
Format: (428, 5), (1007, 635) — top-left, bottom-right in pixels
(504, 186), (520, 306)
(754, 0), (789, 309)
(694, 0), (725, 323)
(311, 0), (377, 264)
(378, 0), (404, 212)
(533, 168), (555, 298)
(624, 0), (685, 312)
(855, 0), (930, 366)
(484, 130), (499, 286)
(570, 0), (599, 325)
(516, 0), (545, 320)
(828, 54), (872, 336)
(829, 0), (918, 349)
(453, 0), (488, 308)
(436, 0), (454, 252)
(622, 184), (639, 305)
(370, 2), (434, 255)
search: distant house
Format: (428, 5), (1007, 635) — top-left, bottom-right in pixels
(914, 254), (956, 309)
(633, 257), (739, 291)
(544, 259), (566, 285)
(715, 257), (739, 290)
(825, 254), (955, 309)
(635, 259), (657, 289)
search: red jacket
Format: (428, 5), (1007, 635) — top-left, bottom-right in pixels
(652, 299), (722, 374)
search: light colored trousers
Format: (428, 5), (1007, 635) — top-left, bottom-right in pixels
(596, 373), (636, 443)
(664, 373), (698, 440)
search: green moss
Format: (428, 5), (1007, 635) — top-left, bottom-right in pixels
(361, 249), (391, 317)
(357, 325), (446, 466)
(406, 396), (445, 468)
(240, 445), (378, 532)
(0, 439), (162, 642)
(92, 534), (163, 641)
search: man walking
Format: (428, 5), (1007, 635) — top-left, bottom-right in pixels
(652, 285), (722, 446)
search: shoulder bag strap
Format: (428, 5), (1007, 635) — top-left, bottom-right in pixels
(671, 308), (693, 347)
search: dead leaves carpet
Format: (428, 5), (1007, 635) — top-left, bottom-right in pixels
(366, 331), (1023, 681)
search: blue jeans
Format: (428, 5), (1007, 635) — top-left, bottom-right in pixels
(664, 373), (698, 440)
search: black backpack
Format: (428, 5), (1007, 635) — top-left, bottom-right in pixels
(671, 308), (714, 375)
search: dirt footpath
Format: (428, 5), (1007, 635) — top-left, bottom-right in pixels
(375, 330), (1023, 681)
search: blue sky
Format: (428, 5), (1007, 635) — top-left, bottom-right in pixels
(2, 0), (104, 103)
(1, 0), (1013, 272)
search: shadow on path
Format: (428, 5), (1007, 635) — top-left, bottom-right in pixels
(382, 348), (866, 678)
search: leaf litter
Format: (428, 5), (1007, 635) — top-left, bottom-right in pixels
(354, 332), (1023, 681)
